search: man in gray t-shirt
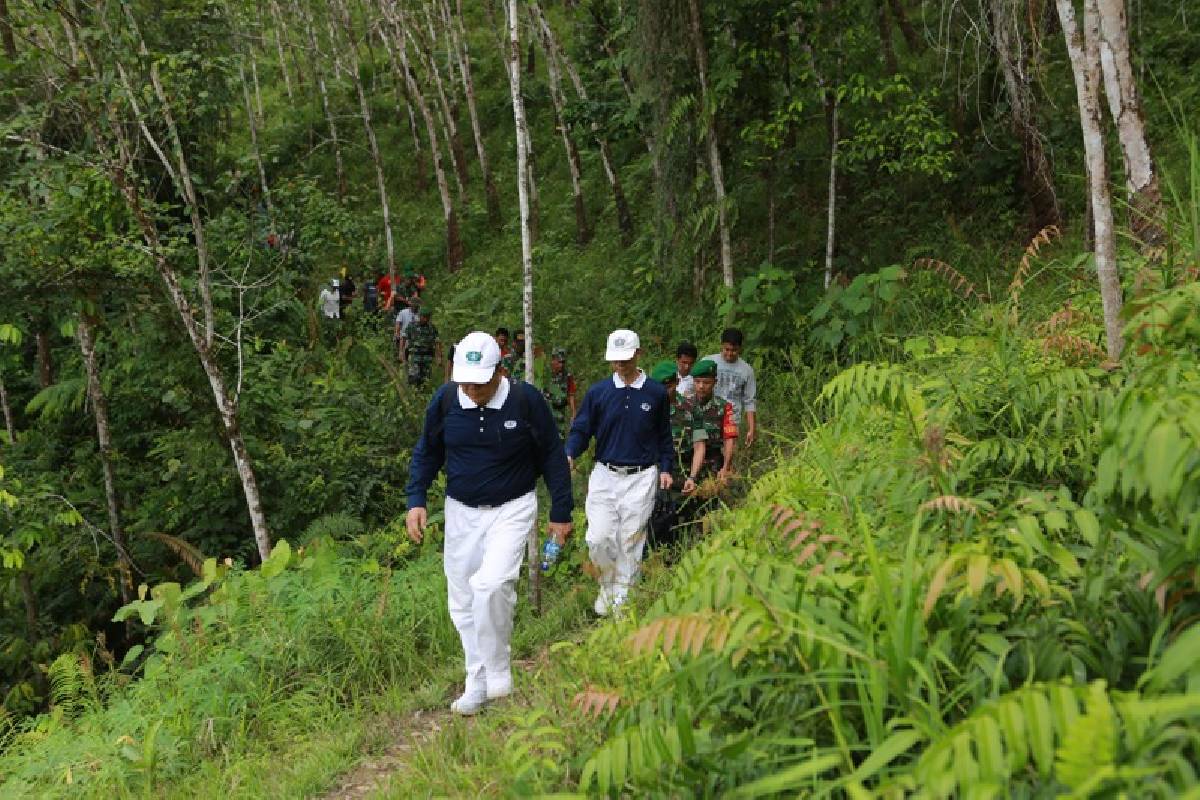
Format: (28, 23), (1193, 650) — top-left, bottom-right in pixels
(703, 327), (757, 449)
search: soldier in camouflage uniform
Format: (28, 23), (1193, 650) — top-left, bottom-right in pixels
(647, 360), (702, 550)
(689, 359), (737, 483)
(402, 307), (442, 386)
(541, 348), (577, 436)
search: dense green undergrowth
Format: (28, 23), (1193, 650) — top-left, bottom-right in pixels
(356, 281), (1200, 798)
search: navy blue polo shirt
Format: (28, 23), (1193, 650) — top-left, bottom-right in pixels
(405, 379), (574, 522)
(565, 371), (675, 473)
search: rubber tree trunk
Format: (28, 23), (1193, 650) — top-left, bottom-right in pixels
(887, 0), (921, 50)
(386, 2), (464, 271)
(451, 0), (502, 226)
(687, 0), (733, 289)
(77, 313), (132, 605)
(535, 4), (633, 246)
(420, 5), (471, 200)
(876, 0), (898, 74)
(0, 374), (15, 444)
(1095, 0), (1164, 246)
(35, 329), (52, 387)
(0, 0), (15, 61)
(991, 0), (1062, 232)
(18, 570), (37, 636)
(299, 0), (347, 198)
(267, 0), (294, 100)
(533, 6), (591, 245)
(380, 28), (429, 193)
(1057, 0), (1123, 359)
(334, 0), (396, 281)
(239, 60), (275, 225)
(507, 0), (541, 614)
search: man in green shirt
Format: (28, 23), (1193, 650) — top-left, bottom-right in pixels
(689, 359), (737, 483)
(541, 348), (577, 436)
(647, 360), (701, 549)
(402, 307), (442, 386)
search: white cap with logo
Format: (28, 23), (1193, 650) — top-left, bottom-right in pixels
(605, 329), (640, 361)
(452, 331), (502, 383)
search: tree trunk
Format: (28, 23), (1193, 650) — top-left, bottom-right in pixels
(887, 0), (921, 50)
(507, 0), (540, 614)
(823, 98), (838, 289)
(1095, 0), (1164, 246)
(335, 0), (396, 281)
(250, 47), (266, 124)
(18, 570), (37, 636)
(122, 5), (216, 349)
(89, 16), (275, 561)
(536, 4), (633, 246)
(0, 0), (16, 61)
(1057, 0), (1123, 359)
(380, 27), (429, 193)
(239, 60), (275, 225)
(385, 2), (464, 271)
(35, 329), (52, 387)
(77, 313), (132, 606)
(267, 0), (294, 100)
(991, 0), (1062, 232)
(533, 6), (590, 245)
(300, 0), (347, 198)
(420, 5), (471, 199)
(452, 0), (502, 226)
(0, 374), (15, 444)
(687, 0), (733, 288)
(876, 0), (898, 74)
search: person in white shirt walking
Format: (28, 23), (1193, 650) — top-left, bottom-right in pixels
(318, 279), (341, 320)
(703, 327), (757, 452)
(565, 329), (675, 616)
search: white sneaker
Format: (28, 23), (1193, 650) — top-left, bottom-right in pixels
(593, 593), (610, 616)
(487, 676), (513, 701)
(450, 689), (488, 715)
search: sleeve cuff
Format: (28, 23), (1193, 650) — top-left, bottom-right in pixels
(549, 505), (573, 524)
(406, 493), (428, 510)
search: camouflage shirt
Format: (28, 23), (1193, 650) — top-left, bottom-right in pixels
(406, 321), (439, 362)
(670, 394), (704, 471)
(691, 393), (737, 470)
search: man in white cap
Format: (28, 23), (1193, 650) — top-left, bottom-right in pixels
(565, 329), (674, 615)
(406, 331), (574, 714)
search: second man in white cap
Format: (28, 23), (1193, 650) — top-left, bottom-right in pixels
(565, 329), (675, 615)
(406, 331), (574, 714)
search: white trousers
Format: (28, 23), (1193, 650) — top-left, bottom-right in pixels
(444, 491), (537, 694)
(585, 464), (659, 610)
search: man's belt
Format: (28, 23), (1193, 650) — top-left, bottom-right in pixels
(600, 461), (653, 476)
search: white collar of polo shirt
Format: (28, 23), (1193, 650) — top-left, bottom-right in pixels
(457, 376), (511, 410)
(611, 369), (647, 389)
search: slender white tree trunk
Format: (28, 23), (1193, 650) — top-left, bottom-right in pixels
(384, 1), (464, 270)
(1095, 0), (1163, 246)
(451, 0), (501, 226)
(380, 28), (429, 192)
(508, 0), (540, 612)
(267, 0), (294, 100)
(238, 60), (275, 224)
(334, 0), (396, 281)
(533, 6), (590, 245)
(77, 313), (132, 605)
(250, 47), (266, 124)
(0, 374), (14, 444)
(420, 4), (471, 199)
(687, 0), (733, 288)
(823, 98), (838, 289)
(533, 3), (633, 245)
(1057, 0), (1123, 359)
(299, 0), (347, 198)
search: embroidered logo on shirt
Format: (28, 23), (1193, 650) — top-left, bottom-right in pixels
(504, 420), (518, 429)
(640, 402), (651, 412)
(466, 351), (483, 363)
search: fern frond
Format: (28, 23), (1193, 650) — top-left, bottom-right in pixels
(626, 610), (737, 658)
(912, 258), (987, 302)
(572, 685), (622, 718)
(1009, 224), (1061, 298)
(48, 652), (98, 719)
(920, 495), (980, 515)
(1037, 301), (1088, 335)
(146, 532), (206, 576)
(1042, 334), (1105, 364)
(25, 377), (87, 421)
(302, 512), (365, 541)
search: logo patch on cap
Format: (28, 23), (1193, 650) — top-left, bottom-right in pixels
(466, 351), (483, 363)
(640, 402), (652, 412)
(614, 338), (626, 348)
(504, 420), (518, 429)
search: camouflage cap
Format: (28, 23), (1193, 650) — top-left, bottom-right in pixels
(551, 347), (567, 360)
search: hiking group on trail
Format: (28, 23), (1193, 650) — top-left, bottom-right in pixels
(400, 320), (758, 716)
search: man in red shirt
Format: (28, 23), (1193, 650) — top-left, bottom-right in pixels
(377, 271), (393, 311)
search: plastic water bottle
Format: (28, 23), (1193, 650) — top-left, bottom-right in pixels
(540, 539), (561, 572)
